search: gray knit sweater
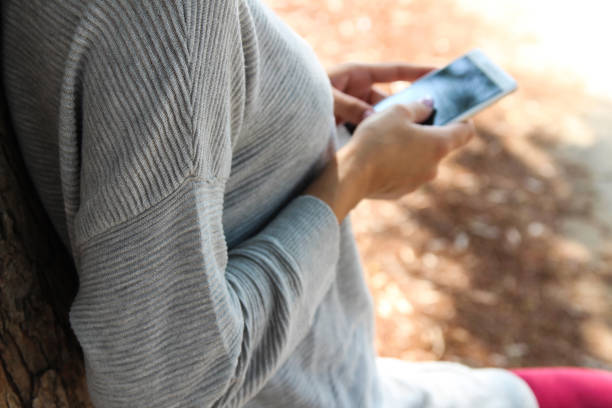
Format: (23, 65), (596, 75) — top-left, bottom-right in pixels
(2, 1), (538, 407)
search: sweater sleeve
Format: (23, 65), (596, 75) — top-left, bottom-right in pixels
(65, 1), (340, 407)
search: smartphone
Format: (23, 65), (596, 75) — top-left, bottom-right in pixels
(376, 49), (517, 124)
(345, 49), (517, 132)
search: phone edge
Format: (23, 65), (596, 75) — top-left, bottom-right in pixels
(447, 49), (518, 124)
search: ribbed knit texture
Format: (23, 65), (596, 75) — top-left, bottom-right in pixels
(2, 0), (538, 407)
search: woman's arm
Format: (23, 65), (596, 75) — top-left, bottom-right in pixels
(65, 2), (341, 407)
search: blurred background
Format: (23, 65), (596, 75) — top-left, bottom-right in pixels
(267, 0), (612, 369)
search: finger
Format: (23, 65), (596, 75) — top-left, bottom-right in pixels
(392, 98), (435, 124)
(364, 62), (437, 83)
(443, 120), (476, 150)
(416, 120), (476, 154)
(333, 88), (373, 124)
(369, 87), (388, 104)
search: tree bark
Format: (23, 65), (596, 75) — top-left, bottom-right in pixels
(0, 82), (92, 406)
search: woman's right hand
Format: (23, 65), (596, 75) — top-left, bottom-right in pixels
(303, 99), (476, 223)
(344, 99), (475, 200)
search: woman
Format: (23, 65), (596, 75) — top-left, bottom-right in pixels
(2, 0), (610, 407)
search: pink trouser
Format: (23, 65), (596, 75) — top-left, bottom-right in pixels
(512, 367), (612, 408)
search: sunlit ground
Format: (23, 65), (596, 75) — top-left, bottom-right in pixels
(268, 0), (612, 368)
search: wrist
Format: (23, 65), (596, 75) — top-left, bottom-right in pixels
(302, 145), (368, 223)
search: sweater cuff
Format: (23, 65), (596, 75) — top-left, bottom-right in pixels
(255, 194), (341, 308)
(260, 194), (340, 273)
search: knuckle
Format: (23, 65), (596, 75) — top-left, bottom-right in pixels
(466, 120), (476, 131)
(400, 118), (414, 133)
(468, 123), (478, 139)
(462, 122), (477, 140)
(435, 140), (450, 159)
(349, 107), (365, 122)
(426, 167), (438, 181)
(349, 103), (362, 116)
(392, 103), (413, 119)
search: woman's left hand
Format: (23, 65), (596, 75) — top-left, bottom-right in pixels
(328, 62), (435, 125)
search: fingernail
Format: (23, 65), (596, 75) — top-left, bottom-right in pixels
(420, 97), (434, 108)
(362, 109), (374, 120)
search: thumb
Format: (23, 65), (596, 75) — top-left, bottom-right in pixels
(333, 88), (373, 124)
(402, 97), (435, 124)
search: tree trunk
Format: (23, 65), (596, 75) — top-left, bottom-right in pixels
(0, 82), (92, 406)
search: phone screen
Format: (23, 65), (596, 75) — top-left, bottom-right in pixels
(374, 56), (503, 125)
